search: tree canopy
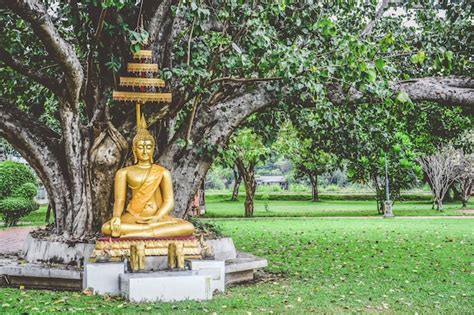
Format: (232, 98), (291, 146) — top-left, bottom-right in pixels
(0, 0), (472, 238)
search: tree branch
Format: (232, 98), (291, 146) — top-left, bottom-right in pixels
(390, 76), (474, 108)
(0, 47), (60, 94)
(328, 76), (474, 108)
(3, 0), (84, 103)
(0, 96), (67, 202)
(207, 76), (283, 86)
(360, 0), (390, 37)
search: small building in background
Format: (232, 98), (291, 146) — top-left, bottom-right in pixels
(256, 175), (288, 190)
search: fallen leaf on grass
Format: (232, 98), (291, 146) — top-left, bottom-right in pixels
(82, 287), (93, 296)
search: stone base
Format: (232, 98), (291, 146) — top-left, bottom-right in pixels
(2, 236), (266, 293)
(119, 271), (212, 302)
(22, 234), (94, 267)
(83, 262), (126, 295)
(0, 255), (82, 291)
(205, 238), (236, 260)
(188, 259), (225, 293)
(91, 236), (202, 260)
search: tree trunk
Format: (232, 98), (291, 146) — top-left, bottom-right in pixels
(309, 173), (319, 202)
(244, 181), (256, 217)
(235, 158), (256, 217)
(372, 173), (384, 214)
(231, 167), (242, 201)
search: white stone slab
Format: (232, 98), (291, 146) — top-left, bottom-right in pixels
(205, 238), (236, 260)
(83, 262), (126, 295)
(189, 260), (225, 293)
(120, 271), (212, 302)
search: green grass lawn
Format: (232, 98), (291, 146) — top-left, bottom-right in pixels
(0, 218), (473, 313)
(204, 198), (472, 218)
(4, 197), (471, 229)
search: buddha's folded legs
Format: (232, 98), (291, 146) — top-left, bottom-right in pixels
(101, 218), (194, 238)
(122, 219), (195, 238)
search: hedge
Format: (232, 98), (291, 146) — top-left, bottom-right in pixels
(205, 193), (432, 202)
(0, 197), (39, 227)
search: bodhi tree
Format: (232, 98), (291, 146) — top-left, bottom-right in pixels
(454, 152), (473, 208)
(0, 1), (472, 238)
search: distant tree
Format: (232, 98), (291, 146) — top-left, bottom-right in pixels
(348, 132), (421, 213)
(230, 167), (242, 201)
(418, 146), (464, 211)
(212, 152), (242, 201)
(0, 138), (16, 162)
(274, 123), (335, 201)
(453, 153), (473, 208)
(225, 129), (269, 217)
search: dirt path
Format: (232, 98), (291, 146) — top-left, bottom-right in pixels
(0, 226), (35, 254)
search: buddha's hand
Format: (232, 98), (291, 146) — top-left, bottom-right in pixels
(111, 217), (121, 237)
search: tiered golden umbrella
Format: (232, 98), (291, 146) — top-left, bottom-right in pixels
(112, 49), (172, 125)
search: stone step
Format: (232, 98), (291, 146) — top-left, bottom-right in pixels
(225, 252), (268, 285)
(0, 258), (82, 291)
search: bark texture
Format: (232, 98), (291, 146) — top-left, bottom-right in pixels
(235, 158), (257, 217)
(309, 173), (319, 202)
(231, 167), (242, 201)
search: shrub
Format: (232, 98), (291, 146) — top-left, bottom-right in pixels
(323, 184), (339, 192)
(257, 184), (283, 192)
(13, 182), (38, 199)
(0, 197), (39, 226)
(0, 161), (39, 226)
(262, 194), (270, 212)
(0, 161), (36, 198)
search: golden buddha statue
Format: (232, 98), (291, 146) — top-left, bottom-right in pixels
(101, 116), (194, 238)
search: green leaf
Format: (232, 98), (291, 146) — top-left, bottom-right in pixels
(366, 69), (377, 82)
(375, 59), (385, 71)
(410, 50), (425, 64)
(396, 92), (410, 103)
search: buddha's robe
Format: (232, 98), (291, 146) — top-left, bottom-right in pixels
(127, 164), (164, 216)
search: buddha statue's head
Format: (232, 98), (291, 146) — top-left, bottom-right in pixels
(132, 115), (155, 164)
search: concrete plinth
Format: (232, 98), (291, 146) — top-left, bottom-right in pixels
(189, 260), (225, 293)
(119, 271), (212, 302)
(0, 256), (82, 291)
(205, 238), (237, 260)
(22, 234), (94, 266)
(83, 262), (126, 295)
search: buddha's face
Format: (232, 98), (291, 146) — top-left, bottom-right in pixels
(134, 139), (154, 163)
